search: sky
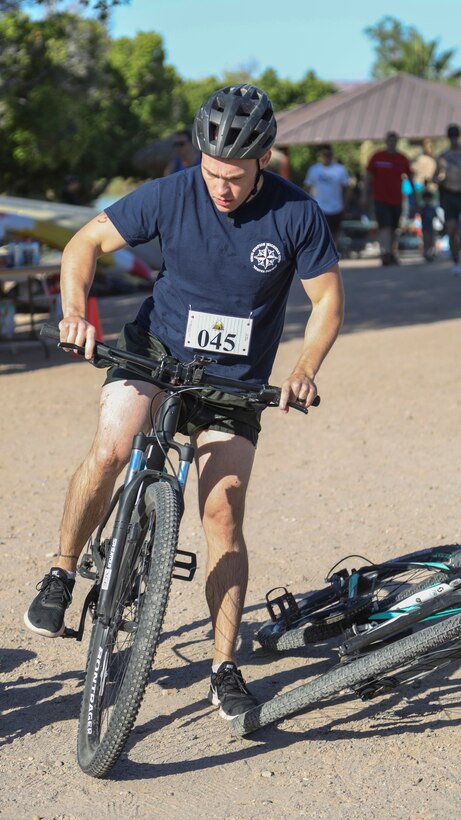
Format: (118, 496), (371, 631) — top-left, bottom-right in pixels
(107, 0), (461, 83)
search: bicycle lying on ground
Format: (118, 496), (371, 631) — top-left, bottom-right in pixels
(229, 544), (461, 737)
(39, 323), (317, 778)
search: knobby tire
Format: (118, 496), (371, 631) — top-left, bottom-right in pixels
(257, 594), (372, 652)
(233, 611), (461, 736)
(257, 546), (461, 653)
(77, 481), (181, 777)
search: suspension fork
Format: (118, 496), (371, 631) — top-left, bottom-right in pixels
(96, 393), (194, 622)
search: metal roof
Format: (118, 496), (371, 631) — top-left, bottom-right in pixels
(275, 73), (461, 145)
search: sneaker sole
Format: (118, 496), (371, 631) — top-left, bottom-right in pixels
(208, 688), (220, 706)
(23, 611), (65, 638)
(208, 688), (257, 720)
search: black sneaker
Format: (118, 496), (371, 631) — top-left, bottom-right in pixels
(24, 568), (75, 638)
(208, 662), (259, 720)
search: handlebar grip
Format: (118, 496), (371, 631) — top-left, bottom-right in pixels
(312, 395), (321, 407)
(40, 323), (61, 341)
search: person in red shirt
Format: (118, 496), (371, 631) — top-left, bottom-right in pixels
(364, 132), (416, 266)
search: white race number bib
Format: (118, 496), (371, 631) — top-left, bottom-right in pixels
(185, 309), (253, 357)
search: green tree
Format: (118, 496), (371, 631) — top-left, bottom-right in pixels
(108, 31), (182, 146)
(365, 16), (461, 83)
(0, 11), (117, 197)
(0, 1), (128, 19)
(0, 11), (183, 197)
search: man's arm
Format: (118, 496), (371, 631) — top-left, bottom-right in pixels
(342, 183), (352, 212)
(303, 166), (315, 196)
(59, 212), (128, 359)
(433, 156), (446, 186)
(279, 264), (344, 412)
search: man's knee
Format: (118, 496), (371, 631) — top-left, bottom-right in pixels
(201, 482), (246, 541)
(88, 437), (130, 477)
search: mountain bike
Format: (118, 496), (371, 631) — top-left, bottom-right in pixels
(39, 322), (316, 778)
(230, 545), (461, 736)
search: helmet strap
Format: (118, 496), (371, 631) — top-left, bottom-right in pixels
(249, 160), (261, 198)
(227, 160), (263, 219)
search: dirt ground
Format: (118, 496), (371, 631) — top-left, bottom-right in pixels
(1, 252), (460, 820)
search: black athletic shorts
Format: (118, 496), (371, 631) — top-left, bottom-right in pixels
(374, 201), (402, 230)
(439, 189), (461, 222)
(103, 320), (262, 446)
(324, 211), (343, 235)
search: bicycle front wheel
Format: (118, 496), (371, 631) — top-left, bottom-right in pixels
(77, 481), (181, 778)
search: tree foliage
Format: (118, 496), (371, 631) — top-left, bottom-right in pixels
(0, 11), (182, 197)
(0, 11), (114, 197)
(365, 16), (461, 83)
(7, 8), (458, 198)
(0, 0), (128, 20)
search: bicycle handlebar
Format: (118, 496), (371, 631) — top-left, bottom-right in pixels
(40, 323), (320, 414)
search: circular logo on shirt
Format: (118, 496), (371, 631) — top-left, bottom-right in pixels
(250, 242), (282, 272)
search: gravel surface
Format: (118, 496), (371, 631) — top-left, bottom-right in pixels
(1, 252), (460, 819)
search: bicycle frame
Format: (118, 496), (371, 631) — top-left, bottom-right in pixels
(70, 390), (196, 638)
(338, 559), (461, 657)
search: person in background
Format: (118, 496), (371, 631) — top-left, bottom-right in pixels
(434, 124), (461, 275)
(304, 145), (350, 248)
(60, 175), (84, 205)
(163, 129), (201, 176)
(420, 189), (437, 262)
(363, 132), (416, 266)
(411, 137), (437, 196)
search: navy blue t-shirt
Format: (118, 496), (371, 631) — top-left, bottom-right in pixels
(106, 166), (338, 383)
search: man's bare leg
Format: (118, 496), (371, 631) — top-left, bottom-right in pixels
(25, 379), (161, 637)
(194, 429), (256, 666)
(55, 380), (160, 574)
(446, 218), (460, 264)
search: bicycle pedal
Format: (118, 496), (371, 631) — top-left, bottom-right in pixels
(77, 553), (98, 580)
(265, 587), (300, 625)
(62, 627), (79, 639)
(173, 549), (197, 581)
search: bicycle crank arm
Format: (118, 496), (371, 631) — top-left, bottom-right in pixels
(61, 584), (99, 641)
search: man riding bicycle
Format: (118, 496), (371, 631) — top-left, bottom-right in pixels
(25, 84), (344, 721)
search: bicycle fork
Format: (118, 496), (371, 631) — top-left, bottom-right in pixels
(96, 393), (197, 625)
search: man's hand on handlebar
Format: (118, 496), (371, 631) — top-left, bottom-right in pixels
(59, 315), (97, 360)
(279, 370), (318, 413)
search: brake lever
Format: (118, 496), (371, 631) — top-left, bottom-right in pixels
(58, 341), (83, 355)
(57, 342), (119, 370)
(287, 394), (321, 414)
(287, 401), (309, 414)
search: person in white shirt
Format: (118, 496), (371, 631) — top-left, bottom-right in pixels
(304, 145), (351, 247)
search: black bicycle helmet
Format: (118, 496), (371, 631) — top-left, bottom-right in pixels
(192, 84), (277, 159)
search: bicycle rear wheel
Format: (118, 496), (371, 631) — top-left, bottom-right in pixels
(233, 611), (461, 736)
(77, 481), (181, 778)
(257, 545), (461, 653)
